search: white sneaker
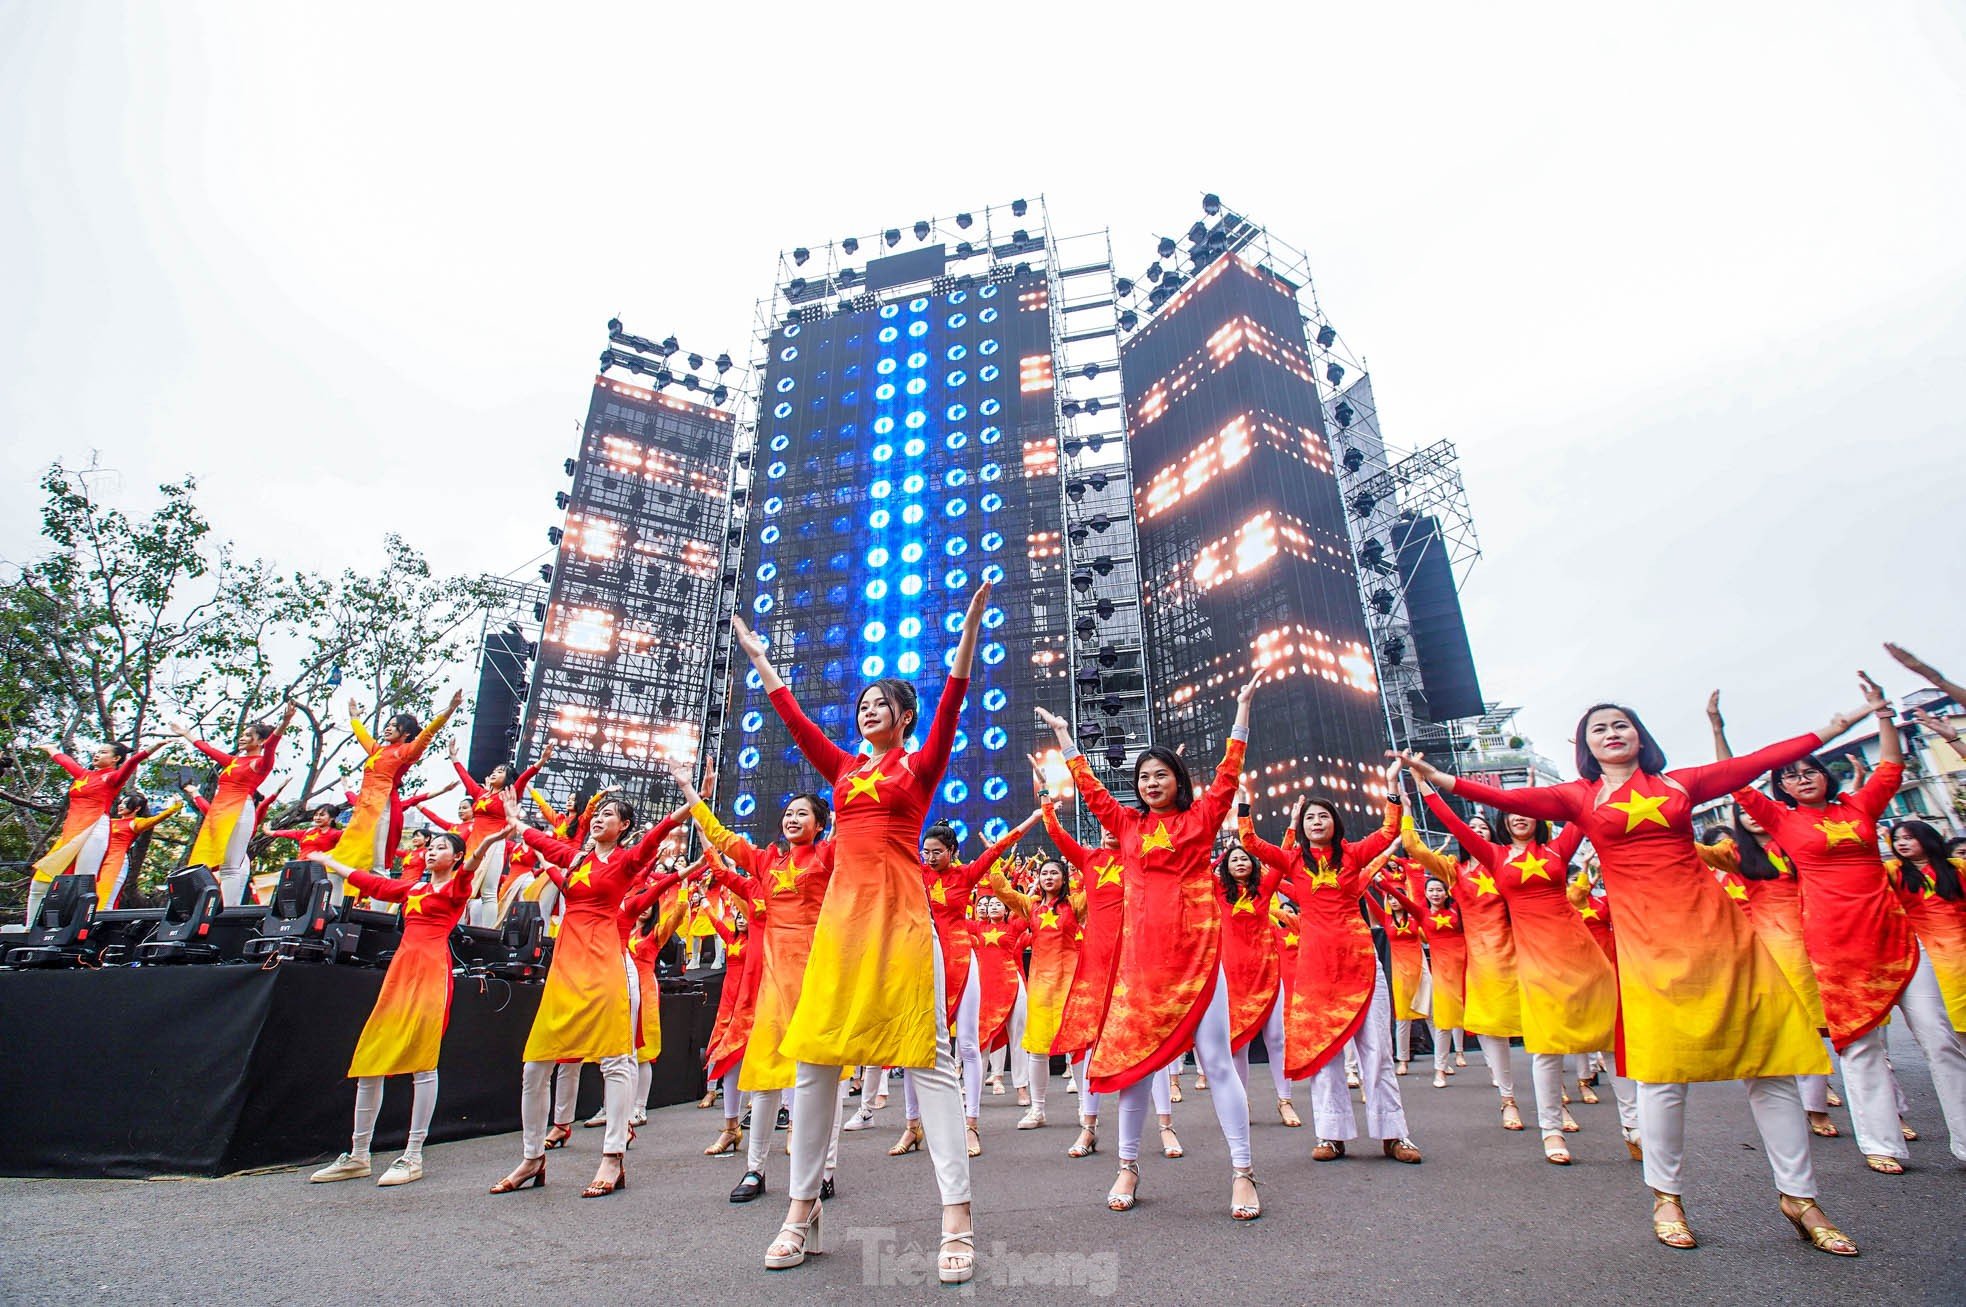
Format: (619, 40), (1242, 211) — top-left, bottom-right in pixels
(629, 1108), (649, 1127)
(376, 1155), (423, 1186)
(1065, 1078), (1079, 1095)
(584, 1108), (607, 1127)
(1017, 1108), (1045, 1130)
(310, 1152), (372, 1183)
(842, 1106), (877, 1132)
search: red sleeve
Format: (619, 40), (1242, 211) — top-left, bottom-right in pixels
(765, 685), (854, 783)
(1236, 818), (1296, 876)
(1846, 759), (1905, 823)
(958, 821), (1023, 890)
(192, 795), (212, 815)
(108, 752), (147, 790)
(1066, 753), (1131, 840)
(258, 729), (283, 766)
(50, 752), (86, 779)
(454, 761), (485, 799)
(1731, 785), (1784, 834)
(346, 868), (411, 902)
(709, 854), (760, 903)
(414, 806), (455, 831)
(194, 739), (233, 766)
(1551, 821), (1587, 865)
(705, 907), (739, 948)
(1449, 775), (1580, 823)
(1342, 804), (1401, 873)
(1672, 734), (1823, 806)
(910, 675), (970, 791)
(267, 828), (306, 841)
(1191, 737), (1248, 834)
(1040, 799), (1093, 870)
(522, 827), (583, 867)
(1257, 859), (1286, 903)
(1422, 792), (1503, 868)
(1380, 877), (1422, 916)
(513, 761), (544, 792)
(621, 870), (681, 919)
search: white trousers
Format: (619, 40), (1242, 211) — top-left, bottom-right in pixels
(1839, 1026), (1905, 1160)
(350, 1070), (438, 1160)
(1006, 978), (1030, 1087)
(789, 935), (967, 1204)
(469, 840), (505, 926)
(1231, 990), (1293, 1102)
(1637, 1076), (1815, 1197)
(721, 1064), (744, 1123)
(1889, 946), (1966, 1160)
(213, 807), (257, 905)
(522, 952), (639, 1156)
(1431, 1023), (1465, 1070)
(1080, 1047), (1170, 1120)
(1312, 965), (1409, 1141)
(747, 1088), (781, 1172)
(1395, 1019), (1413, 1064)
(551, 1061), (579, 1126)
(903, 958), (985, 1120)
(1115, 966), (1251, 1167)
(1476, 1033), (1516, 1099)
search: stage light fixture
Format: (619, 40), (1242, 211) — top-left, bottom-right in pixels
(1316, 324), (1337, 348)
(1063, 435), (1084, 457)
(1334, 401), (1355, 429)
(1358, 538), (1386, 569)
(1074, 615), (1096, 638)
(1326, 362), (1345, 386)
(660, 335), (679, 355)
(1097, 642), (1119, 668)
(956, 241), (975, 257)
(1146, 262), (1163, 282)
(793, 247), (810, 265)
(532, 601), (546, 621)
(563, 458), (577, 476)
(547, 527), (563, 545)
(913, 220), (930, 240)
(1062, 400), (1082, 418)
(715, 352), (733, 372)
(1104, 742), (1127, 767)
(1075, 667), (1101, 690)
(1350, 490), (1377, 519)
(1187, 221), (1207, 242)
(1115, 277), (1134, 296)
(1066, 480), (1086, 503)
(1011, 198), (1028, 217)
(1157, 237), (1176, 259)
(1370, 588), (1395, 615)
(599, 349), (616, 370)
(1091, 556), (1115, 576)
(1082, 721), (1105, 744)
(1118, 310), (1138, 331)
(842, 236), (860, 254)
(712, 384), (730, 405)
(1380, 636), (1407, 666)
(539, 564), (554, 583)
(1202, 192), (1221, 215)
(555, 492), (570, 510)
(683, 372), (701, 391)
(1342, 446), (1365, 473)
(1094, 597), (1116, 618)
(956, 212), (973, 228)
(884, 228), (901, 247)
(1070, 567), (1094, 593)
(1099, 693), (1123, 716)
(688, 353), (704, 370)
(1086, 431), (1107, 453)
(788, 277), (807, 295)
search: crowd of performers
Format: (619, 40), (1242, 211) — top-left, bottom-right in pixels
(25, 611), (1966, 1281)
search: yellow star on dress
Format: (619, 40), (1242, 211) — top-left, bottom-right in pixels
(980, 926), (1007, 946)
(1431, 912), (1454, 929)
(928, 878), (948, 905)
(1724, 881), (1749, 901)
(845, 770), (886, 803)
(1814, 820), (1861, 848)
(771, 860), (802, 893)
(1608, 789), (1670, 832)
(568, 865), (593, 889)
(1097, 862), (1123, 888)
(1579, 904), (1600, 921)
(405, 890), (429, 915)
(1140, 821), (1175, 853)
(1037, 907), (1060, 930)
(1283, 931), (1301, 948)
(1469, 871), (1499, 897)
(1230, 894), (1258, 914)
(1511, 852), (1551, 882)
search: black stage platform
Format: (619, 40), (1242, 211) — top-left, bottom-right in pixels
(0, 962), (722, 1178)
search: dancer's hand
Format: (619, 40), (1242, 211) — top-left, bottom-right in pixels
(1705, 690), (1723, 728)
(1857, 670), (1890, 716)
(1913, 707), (1960, 745)
(1035, 705), (1071, 745)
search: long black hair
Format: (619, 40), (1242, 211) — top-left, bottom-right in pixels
(1768, 752), (1837, 808)
(1891, 820), (1962, 900)
(1294, 797), (1347, 850)
(1490, 808), (1550, 848)
(117, 791), (156, 909)
(387, 712), (420, 740)
(1729, 816), (1781, 881)
(1573, 703), (1668, 780)
(1131, 745), (1194, 813)
(1449, 809), (1490, 863)
(923, 822), (960, 854)
(860, 678), (919, 737)
(595, 795), (637, 833)
(1216, 842), (1259, 902)
(1033, 854), (1073, 906)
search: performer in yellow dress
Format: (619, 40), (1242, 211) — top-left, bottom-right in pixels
(326, 691), (461, 900)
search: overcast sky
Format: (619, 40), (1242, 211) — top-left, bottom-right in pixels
(4, 2), (1962, 773)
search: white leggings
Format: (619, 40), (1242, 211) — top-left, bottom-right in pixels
(1431, 1024), (1465, 1069)
(469, 841), (505, 926)
(1231, 991), (1292, 1102)
(789, 937), (967, 1204)
(1082, 1053), (1169, 1120)
(351, 1070), (438, 1160)
(903, 959), (985, 1120)
(552, 1061), (579, 1126)
(721, 1064), (744, 1123)
(27, 817), (112, 920)
(1395, 1019), (1413, 1064)
(1849, 946), (1966, 1161)
(1530, 1050), (1637, 1133)
(522, 952), (639, 1156)
(1116, 966), (1250, 1167)
(1476, 1033), (1516, 1099)
(636, 1060), (651, 1111)
(1312, 965), (1409, 1142)
(1638, 1077), (1815, 1197)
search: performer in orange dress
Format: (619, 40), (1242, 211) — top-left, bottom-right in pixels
(1374, 853), (1428, 1076)
(306, 830), (505, 1187)
(1884, 818), (1966, 1164)
(969, 898), (1029, 1116)
(1421, 789), (1627, 1163)
(93, 796), (185, 908)
(490, 797), (682, 1199)
(672, 767), (845, 1203)
(700, 885), (760, 1163)
(447, 737), (552, 926)
(731, 581), (993, 1282)
(1397, 691), (1873, 1255)
(1392, 869), (1467, 1087)
(167, 704), (295, 903)
(326, 692), (460, 900)
(1215, 825), (1298, 1127)
(1036, 672), (1263, 1221)
(29, 740), (157, 919)
(986, 853), (1082, 1138)
(623, 864), (691, 1136)
(1239, 773), (1413, 1166)
(898, 813), (1035, 1157)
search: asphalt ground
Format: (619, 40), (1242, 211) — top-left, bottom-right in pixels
(4, 1027), (1961, 1306)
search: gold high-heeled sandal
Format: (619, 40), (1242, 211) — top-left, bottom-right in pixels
(1230, 1166), (1260, 1220)
(887, 1122), (923, 1156)
(1277, 1098), (1302, 1128)
(1781, 1196), (1857, 1257)
(704, 1124), (743, 1156)
(1651, 1191), (1695, 1249)
(1864, 1154), (1904, 1175)
(1500, 1097), (1524, 1131)
(966, 1124), (982, 1158)
(1578, 1080), (1599, 1105)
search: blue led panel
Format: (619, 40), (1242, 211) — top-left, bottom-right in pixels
(726, 271), (1070, 845)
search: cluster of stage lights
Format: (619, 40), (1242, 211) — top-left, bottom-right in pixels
(788, 200), (1031, 266)
(730, 275), (1054, 844)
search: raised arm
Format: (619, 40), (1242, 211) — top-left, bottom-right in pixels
(414, 805), (457, 832)
(1037, 794), (1094, 870)
(348, 702), (379, 755)
(44, 748), (87, 779)
(984, 862), (1035, 918)
(917, 584), (997, 786)
(1399, 816), (1461, 879)
(1549, 819), (1587, 865)
(1412, 754), (1578, 823)
(958, 810), (1039, 889)
(1885, 642), (1966, 704)
(1693, 836), (1739, 874)
(134, 801), (186, 833)
(621, 869), (684, 921)
(451, 749), (486, 799)
(519, 824), (584, 868)
(1038, 704), (1129, 836)
(405, 690), (463, 762)
(1707, 690), (1733, 761)
(1236, 808), (1295, 875)
(510, 744), (551, 793)
(1420, 788), (1502, 868)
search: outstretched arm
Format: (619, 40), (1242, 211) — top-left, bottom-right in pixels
(1402, 748), (1578, 823)
(915, 583), (993, 786)
(1420, 788), (1501, 868)
(405, 690), (463, 761)
(958, 810), (1039, 889)
(1037, 704), (1128, 835)
(1885, 643), (1966, 704)
(1037, 793), (1094, 870)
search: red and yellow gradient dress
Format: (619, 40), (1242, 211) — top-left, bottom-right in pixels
(1451, 737), (1832, 1083)
(331, 708), (454, 876)
(343, 866), (479, 1076)
(1073, 737), (1244, 1093)
(693, 802), (838, 1091)
(623, 874), (687, 1064)
(766, 674), (968, 1069)
(1044, 799), (1125, 1059)
(455, 759), (542, 859)
(1381, 878), (1466, 1029)
(1369, 879), (1428, 1024)
(987, 867), (1083, 1056)
(1424, 794), (1614, 1053)
(518, 818), (676, 1063)
(32, 747), (155, 884)
(922, 824), (1026, 1027)
(1696, 838), (1831, 1038)
(1400, 826), (1521, 1039)
(1236, 799), (1397, 1081)
(1570, 874), (1616, 967)
(95, 802), (184, 908)
(184, 729), (283, 871)
(1216, 855), (1286, 1051)
(1889, 857), (1966, 1031)
(1272, 908), (1302, 992)
(970, 917), (1029, 1052)
(703, 891), (763, 1083)
(1730, 765), (1918, 1049)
